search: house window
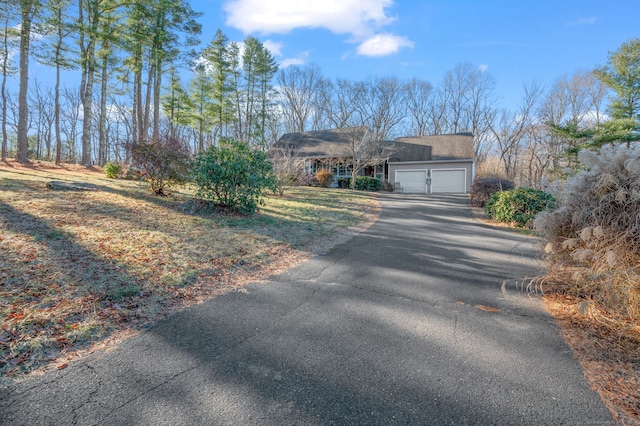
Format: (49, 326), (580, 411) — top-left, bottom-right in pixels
(375, 164), (384, 180)
(333, 163), (353, 179)
(304, 160), (319, 175)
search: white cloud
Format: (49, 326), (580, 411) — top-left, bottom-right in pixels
(356, 33), (413, 57)
(280, 58), (306, 68)
(479, 64), (489, 73)
(223, 0), (395, 38)
(263, 40), (283, 56)
(567, 16), (597, 26)
(279, 50), (310, 68)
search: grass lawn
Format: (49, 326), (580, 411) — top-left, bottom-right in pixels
(0, 160), (379, 380)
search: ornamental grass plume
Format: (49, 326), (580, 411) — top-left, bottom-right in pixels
(534, 144), (640, 320)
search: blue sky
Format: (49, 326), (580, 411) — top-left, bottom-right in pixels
(198, 0), (639, 111)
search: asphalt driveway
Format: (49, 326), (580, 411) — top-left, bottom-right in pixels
(0, 194), (613, 425)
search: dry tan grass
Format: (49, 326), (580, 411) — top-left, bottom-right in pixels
(530, 145), (640, 424)
(0, 160), (379, 381)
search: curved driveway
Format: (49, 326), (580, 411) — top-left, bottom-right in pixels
(0, 194), (613, 425)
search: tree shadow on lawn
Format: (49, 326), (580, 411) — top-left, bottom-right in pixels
(0, 201), (153, 378)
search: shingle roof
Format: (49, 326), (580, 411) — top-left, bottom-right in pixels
(272, 127), (368, 158)
(388, 142), (432, 162)
(272, 129), (474, 162)
(394, 133), (474, 160)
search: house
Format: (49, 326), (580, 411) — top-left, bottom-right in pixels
(389, 134), (475, 194)
(271, 128), (474, 194)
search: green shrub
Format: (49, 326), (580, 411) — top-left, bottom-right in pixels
(470, 175), (514, 207)
(192, 138), (277, 214)
(354, 176), (381, 191)
(485, 187), (555, 228)
(337, 177), (351, 189)
(129, 136), (191, 196)
(103, 162), (122, 179)
(315, 169), (334, 187)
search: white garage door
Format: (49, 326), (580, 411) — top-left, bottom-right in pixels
(396, 170), (427, 193)
(431, 169), (466, 193)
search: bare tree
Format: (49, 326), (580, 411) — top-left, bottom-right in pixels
(464, 67), (498, 163)
(435, 63), (499, 163)
(423, 87), (449, 135)
(538, 71), (609, 171)
(343, 126), (395, 189)
(404, 77), (434, 136)
(353, 76), (407, 141)
(490, 82), (543, 182)
(584, 71), (608, 125)
(316, 78), (362, 130)
(520, 123), (553, 187)
(60, 86), (82, 162)
(269, 143), (304, 195)
(29, 79), (55, 160)
(441, 63), (473, 133)
(276, 63), (324, 133)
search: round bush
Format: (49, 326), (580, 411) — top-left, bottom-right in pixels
(315, 169), (334, 187)
(485, 187), (555, 228)
(470, 175), (514, 207)
(192, 138), (277, 214)
(354, 176), (381, 191)
(103, 162), (122, 179)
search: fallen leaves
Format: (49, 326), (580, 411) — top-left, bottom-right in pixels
(6, 312), (25, 321)
(475, 305), (501, 313)
(544, 293), (640, 424)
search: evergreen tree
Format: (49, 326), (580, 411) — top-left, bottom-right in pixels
(162, 67), (192, 139)
(595, 38), (640, 120)
(226, 40), (243, 140)
(40, 0), (75, 165)
(147, 0), (201, 140)
(242, 36), (260, 144)
(241, 36), (277, 147)
(254, 42), (278, 150)
(593, 38), (640, 147)
(202, 29), (234, 143)
(188, 63), (215, 152)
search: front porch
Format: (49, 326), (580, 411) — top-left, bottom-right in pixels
(303, 157), (387, 187)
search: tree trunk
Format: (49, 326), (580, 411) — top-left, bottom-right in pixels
(135, 58), (143, 142)
(53, 6), (63, 165)
(1, 16), (9, 162)
(80, 58), (94, 166)
(16, 2), (32, 163)
(78, 1), (99, 166)
(152, 57), (162, 140)
(54, 60), (62, 164)
(98, 51), (108, 165)
(143, 63), (154, 140)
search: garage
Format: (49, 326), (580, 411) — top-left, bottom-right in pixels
(396, 170), (426, 193)
(431, 169), (467, 193)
